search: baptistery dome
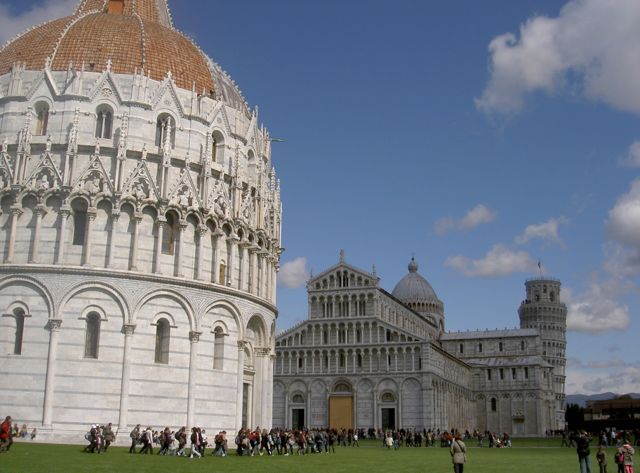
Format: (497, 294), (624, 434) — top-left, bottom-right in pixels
(0, 0), (248, 112)
(0, 0), (280, 444)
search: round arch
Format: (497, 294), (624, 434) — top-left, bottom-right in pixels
(58, 281), (130, 323)
(0, 275), (53, 318)
(134, 288), (196, 331)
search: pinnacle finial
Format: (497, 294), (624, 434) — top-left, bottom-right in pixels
(339, 249), (345, 263)
(408, 257), (418, 273)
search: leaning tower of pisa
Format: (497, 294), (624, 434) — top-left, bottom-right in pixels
(518, 278), (567, 430)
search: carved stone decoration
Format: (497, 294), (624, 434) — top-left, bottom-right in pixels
(0, 139), (14, 187)
(117, 113), (129, 161)
(73, 154), (114, 196)
(67, 108), (80, 155)
(240, 188), (255, 225)
(26, 150), (63, 191)
(209, 178), (231, 219)
(167, 168), (202, 209)
(121, 160), (160, 203)
(18, 111), (32, 156)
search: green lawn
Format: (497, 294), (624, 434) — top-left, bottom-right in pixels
(1, 440), (610, 473)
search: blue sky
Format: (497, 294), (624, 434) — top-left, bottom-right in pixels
(3, 0), (639, 395)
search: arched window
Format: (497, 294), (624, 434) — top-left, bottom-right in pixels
(381, 392), (395, 402)
(499, 341), (503, 352)
(491, 398), (497, 412)
(84, 312), (101, 359)
(72, 199), (88, 246)
(549, 291), (555, 302)
(34, 102), (49, 136)
(211, 130), (224, 164)
(478, 343), (483, 353)
(95, 105), (113, 139)
(13, 308), (26, 355)
(155, 318), (170, 364)
(155, 114), (176, 148)
(521, 340), (525, 351)
(357, 353), (362, 368)
(162, 213), (176, 254)
(459, 343), (464, 354)
(213, 328), (225, 369)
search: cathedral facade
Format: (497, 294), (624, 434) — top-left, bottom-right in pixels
(273, 255), (566, 436)
(0, 0), (281, 442)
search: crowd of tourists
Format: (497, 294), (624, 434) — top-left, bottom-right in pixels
(570, 430), (636, 473)
(1, 416), (37, 454)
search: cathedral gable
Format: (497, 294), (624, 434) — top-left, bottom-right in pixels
(25, 143), (64, 191)
(121, 155), (161, 204)
(72, 150), (115, 197)
(167, 167), (203, 210)
(151, 76), (185, 117)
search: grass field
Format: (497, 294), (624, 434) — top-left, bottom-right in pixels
(1, 439), (613, 473)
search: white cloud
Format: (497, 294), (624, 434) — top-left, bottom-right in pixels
(516, 217), (567, 245)
(0, 0), (77, 44)
(277, 257), (309, 289)
(619, 141), (640, 168)
(603, 179), (640, 277)
(476, 0), (640, 115)
(566, 365), (640, 395)
(434, 204), (497, 235)
(565, 281), (631, 334)
(607, 178), (640, 248)
(445, 244), (535, 277)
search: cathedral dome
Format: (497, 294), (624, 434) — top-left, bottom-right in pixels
(0, 0), (247, 112)
(392, 258), (438, 302)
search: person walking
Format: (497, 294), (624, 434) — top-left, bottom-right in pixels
(577, 431), (593, 473)
(129, 424), (141, 453)
(597, 446), (608, 473)
(621, 442), (635, 473)
(450, 433), (467, 473)
(0, 416), (12, 453)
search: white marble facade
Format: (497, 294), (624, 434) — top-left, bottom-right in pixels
(273, 256), (566, 437)
(0, 6), (281, 443)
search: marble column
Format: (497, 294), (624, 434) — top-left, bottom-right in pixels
(42, 319), (62, 426)
(6, 205), (22, 263)
(187, 331), (201, 428)
(213, 230), (225, 284)
(195, 225), (207, 281)
(55, 206), (71, 264)
(117, 323), (136, 430)
(29, 204), (45, 263)
(236, 341), (245, 431)
(129, 212), (142, 271)
(175, 220), (186, 277)
(259, 349), (270, 428)
(228, 234), (239, 288)
(153, 216), (166, 274)
(372, 391), (378, 429)
(107, 210), (119, 268)
(82, 207), (97, 266)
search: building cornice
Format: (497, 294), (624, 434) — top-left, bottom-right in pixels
(0, 264), (278, 316)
